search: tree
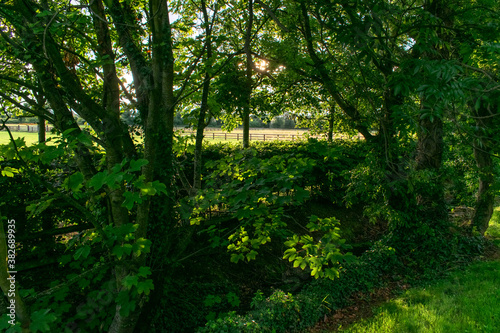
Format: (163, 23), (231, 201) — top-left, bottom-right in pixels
(0, 0), (179, 331)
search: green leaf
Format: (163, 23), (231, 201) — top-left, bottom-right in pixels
(73, 245), (91, 260)
(76, 132), (93, 146)
(1, 167), (19, 177)
(132, 238), (152, 256)
(246, 250), (258, 261)
(137, 279), (154, 295)
(283, 248), (297, 260)
(112, 244), (133, 259)
(118, 298), (136, 317)
(474, 97), (481, 111)
(27, 198), (54, 218)
(36, 10), (54, 18)
(78, 278), (90, 289)
(230, 253), (245, 263)
(137, 266), (152, 278)
(227, 292), (240, 307)
(122, 275), (139, 289)
(128, 159), (149, 172)
(204, 295), (223, 307)
(65, 172), (84, 192)
(122, 191), (142, 210)
(150, 180), (167, 195)
(293, 257), (303, 268)
(30, 309), (57, 333)
(88, 172), (108, 191)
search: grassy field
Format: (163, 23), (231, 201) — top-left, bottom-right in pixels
(0, 131), (42, 145)
(336, 258), (500, 333)
(0, 128), (318, 146)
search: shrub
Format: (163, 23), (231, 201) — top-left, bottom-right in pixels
(197, 243), (397, 332)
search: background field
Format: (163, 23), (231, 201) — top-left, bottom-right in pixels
(0, 128), (325, 146)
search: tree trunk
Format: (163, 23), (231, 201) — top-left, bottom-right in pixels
(414, 113), (447, 222)
(472, 146), (495, 235)
(243, 0), (254, 148)
(471, 102), (497, 235)
(327, 105), (334, 142)
(193, 0), (213, 192)
(38, 116), (45, 143)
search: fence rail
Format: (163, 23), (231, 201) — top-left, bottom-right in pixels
(1, 124), (358, 141)
(198, 132), (319, 141)
(0, 124), (52, 133)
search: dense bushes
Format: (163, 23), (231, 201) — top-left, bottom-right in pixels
(197, 242), (397, 332)
(2, 136), (493, 332)
(196, 139), (369, 204)
(196, 232), (488, 333)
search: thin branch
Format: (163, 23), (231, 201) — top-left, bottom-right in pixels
(0, 115), (106, 235)
(0, 75), (41, 92)
(254, 0), (289, 32)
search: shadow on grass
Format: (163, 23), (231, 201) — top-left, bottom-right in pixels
(340, 259), (500, 333)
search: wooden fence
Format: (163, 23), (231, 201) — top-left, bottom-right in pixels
(1, 124), (52, 133)
(199, 132), (317, 141)
(1, 124), (359, 141)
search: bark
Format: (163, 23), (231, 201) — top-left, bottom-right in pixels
(327, 105), (334, 142)
(38, 116), (45, 143)
(120, 2), (177, 332)
(108, 0), (151, 121)
(472, 146), (495, 235)
(410, 0), (451, 223)
(5, 3), (148, 333)
(243, 0), (254, 148)
(471, 102), (497, 235)
(193, 0), (214, 193)
(414, 109), (447, 221)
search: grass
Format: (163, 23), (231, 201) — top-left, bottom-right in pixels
(0, 131), (59, 145)
(0, 131), (45, 145)
(338, 259), (500, 333)
(485, 206), (500, 246)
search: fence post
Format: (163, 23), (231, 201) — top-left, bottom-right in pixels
(237, 133), (239, 141)
(213, 133), (215, 140)
(224, 133), (227, 140)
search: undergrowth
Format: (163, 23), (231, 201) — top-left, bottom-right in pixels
(196, 227), (491, 332)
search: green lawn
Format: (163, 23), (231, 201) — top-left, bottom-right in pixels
(0, 131), (57, 145)
(339, 259), (500, 333)
(486, 206), (500, 245)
